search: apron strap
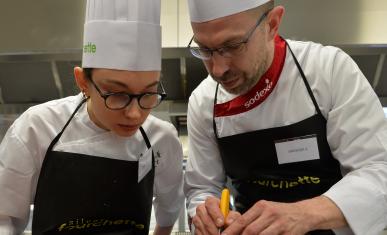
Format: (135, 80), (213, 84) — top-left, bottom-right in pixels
(46, 98), (88, 152)
(285, 40), (324, 118)
(212, 39), (327, 140)
(212, 83), (221, 139)
(48, 98), (153, 151)
(139, 126), (151, 149)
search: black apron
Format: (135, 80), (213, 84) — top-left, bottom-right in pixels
(213, 42), (342, 235)
(32, 99), (155, 235)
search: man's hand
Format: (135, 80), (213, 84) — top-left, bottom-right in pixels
(222, 196), (347, 235)
(222, 200), (309, 235)
(192, 196), (241, 235)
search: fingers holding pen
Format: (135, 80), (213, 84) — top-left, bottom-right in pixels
(224, 210), (242, 227)
(193, 197), (223, 235)
(219, 188), (242, 227)
(205, 196), (226, 227)
(222, 200), (311, 235)
(193, 191), (244, 235)
(221, 200), (266, 235)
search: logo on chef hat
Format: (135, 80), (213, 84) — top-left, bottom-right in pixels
(83, 42), (96, 54)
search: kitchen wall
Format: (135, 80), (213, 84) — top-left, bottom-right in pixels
(277, 0), (387, 45)
(2, 0), (387, 52)
(0, 0), (85, 53)
(1, 1), (387, 234)
(160, 0), (387, 47)
(1, 0), (387, 134)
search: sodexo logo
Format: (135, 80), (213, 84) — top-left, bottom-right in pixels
(244, 78), (272, 109)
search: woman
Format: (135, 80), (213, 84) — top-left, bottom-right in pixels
(0, 0), (184, 234)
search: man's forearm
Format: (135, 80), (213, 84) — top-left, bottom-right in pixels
(296, 195), (348, 231)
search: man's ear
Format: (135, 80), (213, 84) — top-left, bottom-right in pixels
(266, 6), (285, 40)
(74, 67), (89, 96)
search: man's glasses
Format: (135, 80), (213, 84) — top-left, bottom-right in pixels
(188, 10), (270, 61)
(89, 79), (167, 110)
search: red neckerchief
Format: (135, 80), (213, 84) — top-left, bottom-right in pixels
(214, 35), (286, 117)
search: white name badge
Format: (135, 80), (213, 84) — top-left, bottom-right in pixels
(275, 135), (320, 165)
(138, 147), (153, 183)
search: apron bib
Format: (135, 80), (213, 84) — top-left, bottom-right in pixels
(32, 99), (154, 235)
(213, 39), (342, 235)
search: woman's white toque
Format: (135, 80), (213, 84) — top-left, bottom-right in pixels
(82, 0), (161, 71)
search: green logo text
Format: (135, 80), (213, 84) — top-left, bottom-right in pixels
(84, 42), (96, 53)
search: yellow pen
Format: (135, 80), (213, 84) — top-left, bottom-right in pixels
(220, 188), (230, 218)
(219, 188), (230, 233)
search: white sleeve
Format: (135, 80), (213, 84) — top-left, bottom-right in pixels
(0, 216), (15, 235)
(323, 49), (387, 234)
(0, 124), (36, 233)
(0, 215), (29, 235)
(153, 124), (185, 227)
(184, 92), (226, 217)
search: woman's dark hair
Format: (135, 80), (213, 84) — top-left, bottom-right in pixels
(83, 68), (93, 80)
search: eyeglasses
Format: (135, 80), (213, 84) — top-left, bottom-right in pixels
(89, 79), (167, 110)
(188, 10), (270, 60)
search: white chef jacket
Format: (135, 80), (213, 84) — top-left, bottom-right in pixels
(184, 39), (387, 235)
(0, 93), (184, 234)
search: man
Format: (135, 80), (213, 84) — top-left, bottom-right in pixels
(183, 0), (387, 234)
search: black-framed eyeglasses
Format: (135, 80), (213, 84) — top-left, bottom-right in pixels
(89, 79), (167, 110)
(187, 10), (270, 60)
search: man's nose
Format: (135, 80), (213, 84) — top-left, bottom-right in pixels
(209, 52), (230, 78)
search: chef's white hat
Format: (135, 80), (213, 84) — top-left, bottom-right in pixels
(82, 0), (161, 71)
(188, 0), (271, 23)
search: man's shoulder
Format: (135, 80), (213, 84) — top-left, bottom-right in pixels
(192, 74), (216, 92)
(286, 38), (345, 60)
(189, 75), (217, 106)
(285, 38), (352, 74)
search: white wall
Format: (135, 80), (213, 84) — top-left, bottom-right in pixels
(0, 0), (192, 51)
(1, 0), (386, 53)
(277, 0), (387, 45)
(161, 0), (192, 47)
(161, 0), (387, 47)
(0, 0), (85, 53)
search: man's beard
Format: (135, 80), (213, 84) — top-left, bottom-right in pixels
(217, 56), (269, 95)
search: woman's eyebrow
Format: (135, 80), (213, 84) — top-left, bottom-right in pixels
(102, 79), (127, 88)
(103, 80), (159, 91)
(145, 81), (159, 88)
